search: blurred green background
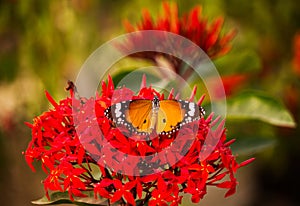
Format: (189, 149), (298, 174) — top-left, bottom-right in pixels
(0, 0), (299, 205)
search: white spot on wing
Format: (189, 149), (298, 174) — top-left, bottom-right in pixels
(188, 103), (195, 116)
(115, 103), (122, 118)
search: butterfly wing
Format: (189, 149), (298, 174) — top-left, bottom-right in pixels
(178, 100), (205, 123)
(157, 100), (184, 135)
(158, 100), (205, 135)
(104, 100), (153, 134)
(105, 98), (205, 136)
(126, 100), (153, 134)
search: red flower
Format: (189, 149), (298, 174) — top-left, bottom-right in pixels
(24, 75), (254, 205)
(124, 2), (235, 60)
(110, 180), (136, 205)
(119, 2), (243, 96)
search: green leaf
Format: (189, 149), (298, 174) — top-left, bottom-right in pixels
(74, 163), (102, 181)
(231, 136), (276, 156)
(32, 191), (148, 206)
(111, 69), (190, 96)
(111, 69), (160, 92)
(225, 90), (296, 128)
(31, 191), (110, 206)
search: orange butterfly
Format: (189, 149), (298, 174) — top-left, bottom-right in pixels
(104, 96), (205, 135)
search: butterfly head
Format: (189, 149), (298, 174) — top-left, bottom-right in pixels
(152, 96), (160, 110)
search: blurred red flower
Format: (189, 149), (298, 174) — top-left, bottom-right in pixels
(124, 2), (236, 60)
(120, 2), (244, 99)
(24, 76), (254, 205)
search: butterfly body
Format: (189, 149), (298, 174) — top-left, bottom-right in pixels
(104, 96), (205, 136)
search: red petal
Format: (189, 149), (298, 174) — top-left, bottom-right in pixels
(124, 191), (136, 206)
(217, 181), (233, 189)
(95, 187), (111, 199)
(99, 178), (114, 187)
(239, 157), (255, 168)
(111, 190), (123, 203)
(136, 180), (143, 199)
(45, 91), (58, 108)
(225, 187), (236, 197)
(24, 122), (33, 128)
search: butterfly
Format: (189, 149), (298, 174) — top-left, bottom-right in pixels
(104, 96), (205, 136)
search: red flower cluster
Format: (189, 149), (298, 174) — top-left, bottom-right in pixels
(124, 2), (236, 60)
(119, 2), (244, 98)
(24, 76), (254, 205)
